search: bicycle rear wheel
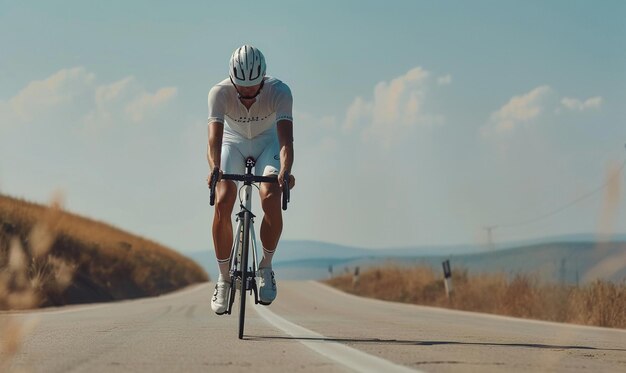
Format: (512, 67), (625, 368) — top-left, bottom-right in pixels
(238, 210), (252, 339)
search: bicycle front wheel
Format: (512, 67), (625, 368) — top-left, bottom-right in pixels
(238, 210), (252, 340)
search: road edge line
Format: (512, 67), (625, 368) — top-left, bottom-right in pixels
(252, 299), (422, 373)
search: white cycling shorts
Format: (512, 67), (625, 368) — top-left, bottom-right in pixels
(221, 125), (280, 177)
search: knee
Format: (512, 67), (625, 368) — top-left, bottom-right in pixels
(215, 182), (236, 217)
(260, 184), (281, 213)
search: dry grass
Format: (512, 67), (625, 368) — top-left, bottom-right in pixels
(325, 265), (626, 329)
(0, 194), (208, 307)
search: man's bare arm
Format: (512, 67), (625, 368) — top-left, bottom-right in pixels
(276, 119), (294, 174)
(208, 121), (224, 170)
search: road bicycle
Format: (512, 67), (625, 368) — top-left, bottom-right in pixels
(209, 157), (290, 339)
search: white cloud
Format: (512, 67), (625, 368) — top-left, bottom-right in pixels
(343, 96), (370, 132)
(125, 87), (178, 123)
(0, 67), (177, 131)
(1, 67), (95, 125)
(95, 76), (135, 106)
(561, 96), (602, 111)
(88, 77), (177, 127)
(483, 85), (551, 136)
(84, 76), (136, 129)
(343, 66), (442, 147)
(437, 74), (452, 85)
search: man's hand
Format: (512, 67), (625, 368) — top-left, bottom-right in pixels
(207, 167), (223, 188)
(208, 167), (223, 206)
(278, 170), (295, 190)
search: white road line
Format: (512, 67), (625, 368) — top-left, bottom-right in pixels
(253, 300), (423, 373)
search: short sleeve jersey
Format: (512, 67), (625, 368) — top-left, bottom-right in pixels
(207, 76), (293, 139)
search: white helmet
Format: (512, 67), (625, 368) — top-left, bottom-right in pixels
(229, 45), (266, 87)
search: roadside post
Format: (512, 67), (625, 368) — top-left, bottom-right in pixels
(353, 266), (360, 288)
(442, 259), (453, 298)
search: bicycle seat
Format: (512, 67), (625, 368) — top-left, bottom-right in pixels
(246, 157), (256, 168)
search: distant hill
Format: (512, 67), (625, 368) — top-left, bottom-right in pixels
(338, 241), (626, 284)
(190, 238), (626, 283)
(188, 240), (424, 280)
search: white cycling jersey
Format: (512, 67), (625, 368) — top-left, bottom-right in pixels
(207, 76), (293, 139)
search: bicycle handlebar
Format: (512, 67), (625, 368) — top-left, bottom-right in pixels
(221, 174), (277, 183)
(209, 169), (290, 211)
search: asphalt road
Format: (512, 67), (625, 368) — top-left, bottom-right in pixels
(1, 281), (625, 372)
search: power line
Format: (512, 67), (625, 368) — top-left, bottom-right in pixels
(490, 145), (626, 230)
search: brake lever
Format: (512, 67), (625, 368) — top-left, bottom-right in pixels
(282, 172), (290, 211)
(209, 167), (219, 206)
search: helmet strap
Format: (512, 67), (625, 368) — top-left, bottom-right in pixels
(230, 77), (265, 100)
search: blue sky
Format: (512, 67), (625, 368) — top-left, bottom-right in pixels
(1, 1), (625, 252)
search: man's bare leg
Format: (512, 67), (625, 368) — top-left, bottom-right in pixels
(259, 181), (282, 268)
(212, 180), (237, 277)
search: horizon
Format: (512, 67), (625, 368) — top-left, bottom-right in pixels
(191, 232), (626, 253)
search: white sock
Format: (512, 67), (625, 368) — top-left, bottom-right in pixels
(259, 247), (275, 269)
(217, 257), (231, 281)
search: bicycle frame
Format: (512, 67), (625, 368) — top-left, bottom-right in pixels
(226, 175), (261, 313)
(209, 156), (289, 339)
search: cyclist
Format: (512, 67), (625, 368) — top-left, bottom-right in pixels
(207, 45), (295, 314)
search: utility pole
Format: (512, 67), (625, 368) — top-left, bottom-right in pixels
(484, 225), (497, 250)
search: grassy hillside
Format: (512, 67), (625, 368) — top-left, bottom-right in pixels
(0, 194), (208, 310)
(326, 265), (626, 329)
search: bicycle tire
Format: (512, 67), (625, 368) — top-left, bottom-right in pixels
(238, 210), (251, 339)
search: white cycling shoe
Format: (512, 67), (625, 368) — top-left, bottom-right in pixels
(258, 267), (277, 305)
(211, 275), (231, 315)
